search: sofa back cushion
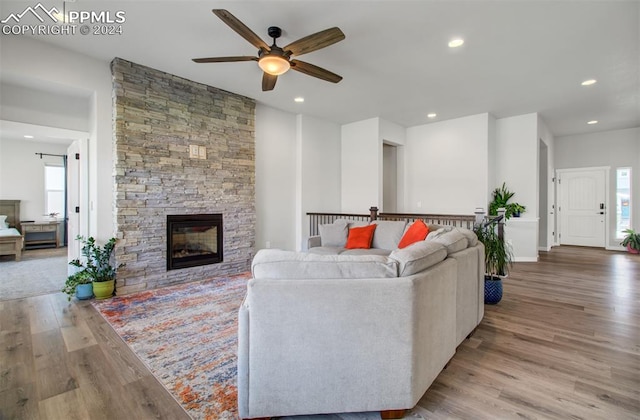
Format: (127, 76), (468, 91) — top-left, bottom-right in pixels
(426, 227), (469, 254)
(252, 249), (398, 279)
(318, 220), (348, 247)
(389, 241), (448, 277)
(371, 220), (407, 250)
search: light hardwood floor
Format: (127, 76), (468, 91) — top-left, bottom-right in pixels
(1, 246), (638, 419)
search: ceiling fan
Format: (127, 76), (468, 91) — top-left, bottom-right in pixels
(192, 9), (345, 91)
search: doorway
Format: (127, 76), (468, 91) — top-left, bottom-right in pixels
(557, 167), (608, 247)
(383, 143), (398, 212)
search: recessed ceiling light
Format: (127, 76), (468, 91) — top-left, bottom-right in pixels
(24, 135), (34, 138)
(581, 79), (597, 86)
(427, 113), (437, 118)
(294, 97), (304, 103)
(448, 38), (464, 48)
(587, 120), (598, 125)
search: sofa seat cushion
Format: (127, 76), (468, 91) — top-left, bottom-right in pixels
(307, 246), (345, 255)
(426, 228), (469, 254)
(371, 220), (407, 250)
(340, 248), (391, 257)
(389, 241), (448, 277)
(252, 249), (398, 279)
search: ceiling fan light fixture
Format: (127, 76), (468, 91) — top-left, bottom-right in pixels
(258, 55), (290, 76)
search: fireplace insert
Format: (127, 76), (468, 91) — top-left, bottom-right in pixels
(167, 214), (223, 270)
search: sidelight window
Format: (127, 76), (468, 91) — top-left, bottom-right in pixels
(615, 167), (631, 238)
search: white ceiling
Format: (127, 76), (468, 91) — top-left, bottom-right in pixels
(1, 0), (639, 137)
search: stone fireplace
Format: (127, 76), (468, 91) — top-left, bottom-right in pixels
(112, 58), (256, 294)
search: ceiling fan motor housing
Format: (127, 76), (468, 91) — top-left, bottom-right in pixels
(267, 26), (282, 40)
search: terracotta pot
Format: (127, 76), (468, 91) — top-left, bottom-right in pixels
(627, 245), (639, 254)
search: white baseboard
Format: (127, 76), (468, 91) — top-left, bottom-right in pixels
(606, 245), (626, 252)
(514, 256), (539, 262)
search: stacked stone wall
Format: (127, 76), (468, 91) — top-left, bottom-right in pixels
(112, 58), (255, 293)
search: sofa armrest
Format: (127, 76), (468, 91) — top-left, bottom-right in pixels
(240, 258), (457, 418)
(307, 235), (321, 248)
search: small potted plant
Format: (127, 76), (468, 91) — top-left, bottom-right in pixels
(62, 270), (93, 301)
(489, 183), (526, 220)
(474, 216), (513, 304)
(70, 236), (123, 299)
(620, 228), (640, 254)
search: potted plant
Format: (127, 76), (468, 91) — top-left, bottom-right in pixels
(70, 235), (123, 299)
(62, 270), (93, 301)
(620, 228), (640, 254)
(474, 216), (513, 304)
(489, 183), (526, 220)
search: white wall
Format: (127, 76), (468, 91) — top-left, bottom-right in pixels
(495, 113), (539, 260)
(405, 113), (490, 214)
(298, 114), (341, 249)
(0, 82), (90, 132)
(255, 104), (297, 251)
(538, 116), (555, 249)
(555, 127), (640, 248)
(495, 113), (539, 216)
(255, 109), (341, 252)
(0, 138), (68, 221)
(341, 118), (380, 213)
(0, 36), (113, 242)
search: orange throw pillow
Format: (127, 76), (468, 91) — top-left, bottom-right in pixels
(398, 219), (430, 249)
(345, 224), (377, 249)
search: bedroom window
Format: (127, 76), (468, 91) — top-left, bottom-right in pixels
(616, 167), (631, 238)
(45, 164), (65, 217)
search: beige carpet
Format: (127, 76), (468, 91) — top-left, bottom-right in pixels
(0, 247), (68, 301)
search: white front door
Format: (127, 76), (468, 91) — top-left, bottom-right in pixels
(558, 168), (607, 247)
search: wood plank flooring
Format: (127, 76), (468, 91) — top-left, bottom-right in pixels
(1, 246), (638, 419)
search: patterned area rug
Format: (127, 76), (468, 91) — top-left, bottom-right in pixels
(92, 273), (250, 419)
(93, 273), (421, 420)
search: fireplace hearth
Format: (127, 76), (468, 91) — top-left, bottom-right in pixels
(167, 214), (223, 270)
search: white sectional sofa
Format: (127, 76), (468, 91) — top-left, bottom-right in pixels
(237, 220), (484, 419)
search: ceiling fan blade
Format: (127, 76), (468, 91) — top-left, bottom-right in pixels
(284, 27), (345, 57)
(262, 73), (278, 91)
(290, 60), (342, 83)
(192, 56), (258, 63)
(212, 9), (270, 52)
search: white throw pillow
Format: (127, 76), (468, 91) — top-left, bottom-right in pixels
(0, 215), (7, 229)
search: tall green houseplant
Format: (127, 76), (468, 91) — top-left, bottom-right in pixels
(474, 216), (513, 304)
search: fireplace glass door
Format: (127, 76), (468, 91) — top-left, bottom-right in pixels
(167, 214), (223, 270)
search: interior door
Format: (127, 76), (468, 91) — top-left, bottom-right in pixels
(558, 168), (607, 247)
(67, 141), (80, 273)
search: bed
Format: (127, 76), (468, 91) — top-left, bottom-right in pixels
(0, 200), (23, 261)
